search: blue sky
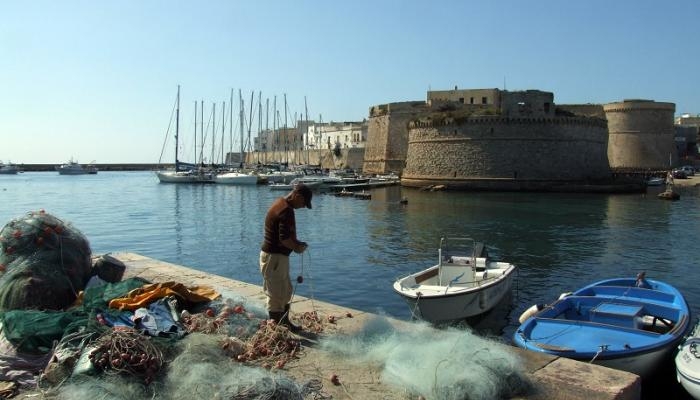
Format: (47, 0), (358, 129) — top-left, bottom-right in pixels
(1, 0), (698, 164)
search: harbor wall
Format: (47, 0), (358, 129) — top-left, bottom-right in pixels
(244, 148), (365, 171)
(108, 252), (641, 400)
(401, 116), (614, 190)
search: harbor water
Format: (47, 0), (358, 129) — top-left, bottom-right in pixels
(1, 171), (699, 397)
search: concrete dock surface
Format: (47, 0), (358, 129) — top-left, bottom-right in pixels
(102, 252), (642, 400)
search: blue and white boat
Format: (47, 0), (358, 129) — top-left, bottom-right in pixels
(513, 275), (690, 377)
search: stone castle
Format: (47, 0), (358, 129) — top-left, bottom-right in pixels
(362, 88), (676, 191)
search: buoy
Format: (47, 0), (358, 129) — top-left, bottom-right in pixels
(518, 304), (544, 324)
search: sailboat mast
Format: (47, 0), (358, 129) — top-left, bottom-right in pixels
(273, 96), (277, 156)
(284, 93), (288, 166)
(229, 89), (234, 165)
(239, 89), (244, 167)
(200, 100), (204, 166)
(265, 97), (269, 164)
(175, 85), (180, 169)
(257, 92), (262, 165)
(193, 101), (197, 169)
(211, 102), (216, 167)
(247, 90), (254, 166)
(304, 96), (309, 165)
(221, 102), (225, 166)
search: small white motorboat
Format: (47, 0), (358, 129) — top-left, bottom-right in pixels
(392, 237), (516, 323)
(56, 159), (98, 175)
(676, 320), (700, 399)
(0, 161), (20, 175)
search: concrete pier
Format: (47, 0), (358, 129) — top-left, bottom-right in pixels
(111, 252), (641, 400)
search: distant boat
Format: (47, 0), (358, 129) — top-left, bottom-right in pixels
(156, 86), (214, 184)
(513, 275), (690, 378)
(268, 178), (323, 191)
(0, 161), (19, 175)
(646, 177), (664, 186)
(213, 170), (258, 185)
(56, 159), (98, 175)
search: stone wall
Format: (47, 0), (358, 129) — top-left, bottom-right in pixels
(401, 116), (611, 189)
(556, 104), (606, 119)
(245, 148), (365, 171)
(604, 100), (676, 170)
(362, 101), (428, 174)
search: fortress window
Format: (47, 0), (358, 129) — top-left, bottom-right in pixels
(482, 97), (487, 104)
(459, 97), (464, 103)
(470, 97), (474, 104)
(544, 102), (551, 113)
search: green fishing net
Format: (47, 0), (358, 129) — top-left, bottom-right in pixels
(0, 210), (92, 310)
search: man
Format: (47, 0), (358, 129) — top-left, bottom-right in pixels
(259, 183), (313, 332)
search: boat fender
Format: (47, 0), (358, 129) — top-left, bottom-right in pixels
(518, 304), (545, 324)
(558, 292), (572, 300)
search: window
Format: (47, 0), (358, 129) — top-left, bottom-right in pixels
(481, 97), (487, 104)
(470, 97), (474, 104)
(459, 97), (464, 103)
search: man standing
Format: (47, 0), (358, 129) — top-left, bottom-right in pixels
(260, 183), (313, 332)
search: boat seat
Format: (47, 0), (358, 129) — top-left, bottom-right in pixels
(590, 302), (643, 329)
(415, 268), (439, 284)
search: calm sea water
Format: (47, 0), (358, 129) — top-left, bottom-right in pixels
(1, 171), (699, 396)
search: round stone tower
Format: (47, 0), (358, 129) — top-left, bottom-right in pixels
(604, 100), (676, 170)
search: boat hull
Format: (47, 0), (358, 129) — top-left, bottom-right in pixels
(155, 170), (214, 184)
(56, 163), (98, 175)
(213, 172), (258, 185)
(676, 323), (700, 399)
(394, 269), (514, 323)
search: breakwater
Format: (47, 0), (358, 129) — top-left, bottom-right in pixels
(15, 163), (166, 172)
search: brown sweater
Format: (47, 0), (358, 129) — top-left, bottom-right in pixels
(261, 197), (297, 256)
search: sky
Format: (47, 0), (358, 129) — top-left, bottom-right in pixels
(1, 0), (698, 164)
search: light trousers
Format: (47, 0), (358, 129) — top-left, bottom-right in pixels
(259, 251), (293, 312)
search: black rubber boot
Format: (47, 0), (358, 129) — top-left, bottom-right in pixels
(281, 304), (302, 333)
(268, 311), (284, 323)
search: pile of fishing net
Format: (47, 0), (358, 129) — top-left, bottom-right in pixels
(49, 333), (328, 400)
(0, 210), (92, 310)
(321, 316), (533, 400)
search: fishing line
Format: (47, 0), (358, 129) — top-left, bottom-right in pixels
(291, 249), (319, 314)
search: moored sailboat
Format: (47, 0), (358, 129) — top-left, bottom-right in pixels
(156, 86), (214, 184)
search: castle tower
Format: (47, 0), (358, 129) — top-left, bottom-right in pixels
(362, 101), (427, 175)
(604, 100), (676, 170)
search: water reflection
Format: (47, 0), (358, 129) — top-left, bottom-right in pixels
(1, 172), (698, 347)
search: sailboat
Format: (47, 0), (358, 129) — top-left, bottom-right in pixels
(156, 86), (214, 184)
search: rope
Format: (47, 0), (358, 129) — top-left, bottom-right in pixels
(589, 345), (608, 363)
(287, 248), (324, 331)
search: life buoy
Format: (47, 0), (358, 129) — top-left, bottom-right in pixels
(518, 304), (544, 324)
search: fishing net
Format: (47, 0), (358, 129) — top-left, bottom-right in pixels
(0, 210), (92, 311)
(45, 333), (327, 400)
(320, 316), (533, 400)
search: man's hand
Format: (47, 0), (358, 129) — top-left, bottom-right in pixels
(294, 241), (308, 254)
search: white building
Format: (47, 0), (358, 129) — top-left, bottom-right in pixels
(304, 121), (367, 150)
